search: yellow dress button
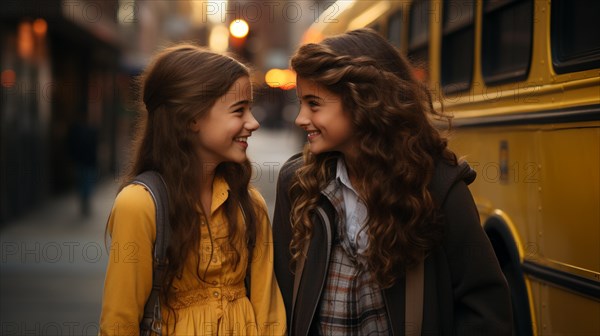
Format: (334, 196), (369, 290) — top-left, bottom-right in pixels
(212, 281), (218, 285)
(213, 291), (219, 298)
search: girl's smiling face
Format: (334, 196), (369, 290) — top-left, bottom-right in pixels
(295, 76), (356, 156)
(191, 76), (259, 165)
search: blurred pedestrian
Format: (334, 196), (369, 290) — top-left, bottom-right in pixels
(273, 28), (512, 335)
(100, 44), (286, 335)
(67, 115), (98, 217)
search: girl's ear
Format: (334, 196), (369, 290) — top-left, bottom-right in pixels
(190, 117), (201, 132)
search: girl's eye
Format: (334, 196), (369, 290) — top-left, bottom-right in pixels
(234, 107), (244, 113)
(308, 101), (319, 108)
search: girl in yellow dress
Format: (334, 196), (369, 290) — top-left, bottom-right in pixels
(99, 44), (286, 335)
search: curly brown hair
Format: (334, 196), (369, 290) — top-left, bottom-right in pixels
(116, 44), (259, 329)
(289, 28), (457, 288)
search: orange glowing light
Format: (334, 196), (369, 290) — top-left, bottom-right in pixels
(1, 70), (16, 88)
(265, 69), (296, 90)
(33, 18), (48, 36)
(412, 67), (428, 83)
(280, 69), (296, 90)
(229, 20), (249, 38)
(265, 69), (283, 87)
(18, 21), (34, 59)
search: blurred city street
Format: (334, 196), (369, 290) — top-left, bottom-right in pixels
(0, 128), (303, 336)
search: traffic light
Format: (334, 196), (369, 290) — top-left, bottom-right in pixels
(229, 19), (253, 62)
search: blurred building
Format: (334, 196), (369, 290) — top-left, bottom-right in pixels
(1, 0), (124, 223)
(0, 0), (208, 224)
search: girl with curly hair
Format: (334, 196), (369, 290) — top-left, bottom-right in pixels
(273, 29), (512, 335)
(100, 44), (286, 335)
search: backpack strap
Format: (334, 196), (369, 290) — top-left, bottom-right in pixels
(132, 171), (171, 336)
(132, 172), (257, 333)
(240, 204), (253, 299)
(405, 259), (424, 336)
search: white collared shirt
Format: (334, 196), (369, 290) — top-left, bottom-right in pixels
(336, 157), (369, 254)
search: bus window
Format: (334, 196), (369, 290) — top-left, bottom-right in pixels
(551, 0), (600, 74)
(387, 9), (403, 49)
(408, 0), (430, 82)
(441, 0), (475, 93)
(481, 0), (533, 85)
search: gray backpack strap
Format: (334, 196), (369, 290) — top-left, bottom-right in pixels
(405, 259), (424, 336)
(132, 171), (171, 336)
(240, 204), (253, 299)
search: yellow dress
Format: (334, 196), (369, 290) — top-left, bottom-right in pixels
(99, 176), (286, 335)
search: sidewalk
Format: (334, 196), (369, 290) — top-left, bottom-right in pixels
(0, 179), (119, 335)
(0, 128), (302, 335)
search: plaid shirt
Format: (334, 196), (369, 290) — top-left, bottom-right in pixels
(317, 179), (390, 335)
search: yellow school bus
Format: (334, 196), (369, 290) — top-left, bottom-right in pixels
(302, 1), (600, 335)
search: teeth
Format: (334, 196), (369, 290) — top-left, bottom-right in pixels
(235, 137), (247, 142)
(308, 131), (320, 136)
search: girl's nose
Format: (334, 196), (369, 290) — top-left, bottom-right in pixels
(245, 112), (260, 131)
(295, 107), (309, 128)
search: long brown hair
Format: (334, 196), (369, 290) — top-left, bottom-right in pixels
(118, 44), (258, 324)
(289, 28), (457, 288)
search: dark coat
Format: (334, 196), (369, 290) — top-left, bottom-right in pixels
(272, 153), (513, 335)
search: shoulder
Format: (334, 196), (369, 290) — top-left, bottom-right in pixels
(108, 184), (156, 239)
(113, 184), (155, 213)
(429, 159), (476, 206)
(278, 152), (304, 183)
(435, 161), (484, 249)
(249, 187), (268, 213)
(248, 187), (273, 238)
